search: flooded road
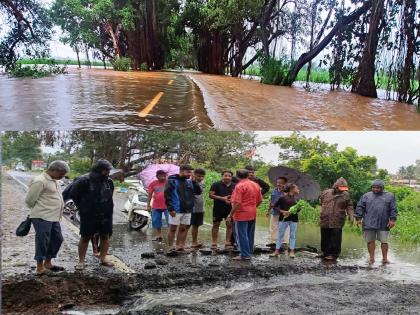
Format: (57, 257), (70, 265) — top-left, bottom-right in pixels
(1, 69), (420, 130)
(189, 73), (420, 130)
(0, 70), (212, 130)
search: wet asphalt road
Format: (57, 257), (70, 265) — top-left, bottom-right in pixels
(0, 70), (212, 131)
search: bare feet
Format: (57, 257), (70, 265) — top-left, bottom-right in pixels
(382, 258), (391, 265)
(368, 258), (375, 265)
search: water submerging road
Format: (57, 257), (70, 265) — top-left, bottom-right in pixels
(0, 69), (212, 130)
(189, 73), (420, 130)
(1, 69), (420, 130)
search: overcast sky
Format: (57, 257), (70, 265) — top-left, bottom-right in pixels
(256, 131), (420, 174)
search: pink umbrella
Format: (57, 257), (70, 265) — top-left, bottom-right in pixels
(138, 164), (180, 188)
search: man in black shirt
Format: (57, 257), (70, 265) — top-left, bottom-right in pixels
(209, 170), (236, 250)
(244, 165), (270, 196)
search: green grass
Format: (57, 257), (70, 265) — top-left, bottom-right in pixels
(19, 58), (112, 67)
(246, 65), (419, 91)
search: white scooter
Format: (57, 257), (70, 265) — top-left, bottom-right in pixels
(124, 186), (151, 230)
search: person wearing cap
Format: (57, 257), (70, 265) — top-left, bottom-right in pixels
(147, 170), (169, 242)
(319, 177), (354, 261)
(68, 159), (115, 270)
(355, 179), (398, 265)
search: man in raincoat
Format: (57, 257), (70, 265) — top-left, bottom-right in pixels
(319, 177), (354, 261)
(355, 179), (398, 265)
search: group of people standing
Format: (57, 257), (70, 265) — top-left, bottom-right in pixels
(24, 160), (398, 275)
(146, 164), (264, 260)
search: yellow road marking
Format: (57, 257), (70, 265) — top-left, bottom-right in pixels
(138, 92), (164, 118)
(168, 79), (174, 85)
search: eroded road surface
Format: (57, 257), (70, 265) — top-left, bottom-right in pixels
(2, 69), (420, 130)
(3, 171), (420, 314)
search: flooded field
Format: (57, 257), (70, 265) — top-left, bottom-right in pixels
(1, 69), (420, 130)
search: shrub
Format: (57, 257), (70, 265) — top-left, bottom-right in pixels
(9, 61), (67, 78)
(259, 55), (291, 85)
(140, 62), (148, 71)
(68, 157), (91, 178)
(113, 57), (131, 71)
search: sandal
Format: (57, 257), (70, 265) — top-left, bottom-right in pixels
(152, 237), (163, 242)
(75, 262), (85, 271)
(210, 244), (218, 250)
(191, 244), (203, 249)
(166, 250), (178, 257)
(36, 269), (53, 276)
(46, 265), (65, 272)
(100, 260), (115, 267)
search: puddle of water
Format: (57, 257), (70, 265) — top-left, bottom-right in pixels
(134, 281), (254, 311)
(62, 308), (119, 315)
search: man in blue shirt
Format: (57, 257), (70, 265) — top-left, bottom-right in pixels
(266, 177), (288, 246)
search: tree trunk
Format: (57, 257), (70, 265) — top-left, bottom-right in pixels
(306, 1), (319, 88)
(85, 46), (91, 69)
(352, 0), (385, 98)
(283, 1), (371, 86)
(106, 22), (121, 59)
(75, 47), (81, 69)
(397, 0), (416, 103)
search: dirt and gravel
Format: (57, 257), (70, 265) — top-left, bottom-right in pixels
(2, 172), (420, 315)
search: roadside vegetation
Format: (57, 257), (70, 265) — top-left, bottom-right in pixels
(1, 0), (418, 105)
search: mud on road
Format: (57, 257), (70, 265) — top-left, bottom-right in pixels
(3, 258), (420, 314)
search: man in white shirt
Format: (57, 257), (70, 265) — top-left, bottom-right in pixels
(25, 160), (69, 275)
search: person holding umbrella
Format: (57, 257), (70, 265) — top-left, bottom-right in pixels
(146, 170), (169, 242)
(271, 183), (300, 258)
(319, 178), (354, 261)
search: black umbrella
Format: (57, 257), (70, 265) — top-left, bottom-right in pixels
(268, 166), (321, 201)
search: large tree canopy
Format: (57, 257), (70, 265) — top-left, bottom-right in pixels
(272, 132), (387, 202)
(2, 131), (258, 175)
(0, 0), (53, 69)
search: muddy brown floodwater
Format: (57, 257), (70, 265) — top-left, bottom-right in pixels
(1, 69), (420, 130)
(189, 73), (420, 130)
(0, 69), (212, 130)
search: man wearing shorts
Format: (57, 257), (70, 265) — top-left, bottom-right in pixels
(164, 165), (202, 253)
(355, 179), (398, 265)
(209, 170), (236, 250)
(147, 170), (169, 242)
(189, 169), (206, 249)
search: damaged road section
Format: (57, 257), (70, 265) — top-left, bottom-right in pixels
(2, 261), (420, 314)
